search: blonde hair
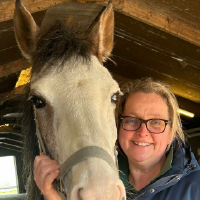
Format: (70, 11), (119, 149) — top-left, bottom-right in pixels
(116, 78), (185, 148)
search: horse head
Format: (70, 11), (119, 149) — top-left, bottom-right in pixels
(14, 0), (126, 199)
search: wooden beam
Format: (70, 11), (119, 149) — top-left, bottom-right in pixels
(120, 0), (200, 47)
(0, 0), (73, 22)
(0, 0), (200, 46)
(0, 85), (27, 104)
(112, 72), (200, 116)
(0, 58), (30, 78)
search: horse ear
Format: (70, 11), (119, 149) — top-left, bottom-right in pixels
(14, 0), (39, 61)
(88, 2), (114, 63)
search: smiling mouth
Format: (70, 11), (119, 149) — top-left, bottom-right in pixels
(133, 142), (151, 146)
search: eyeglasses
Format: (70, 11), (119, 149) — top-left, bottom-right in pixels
(120, 116), (171, 134)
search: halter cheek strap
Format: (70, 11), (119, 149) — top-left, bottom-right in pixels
(57, 146), (118, 181)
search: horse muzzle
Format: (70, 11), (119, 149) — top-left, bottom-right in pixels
(56, 146), (126, 200)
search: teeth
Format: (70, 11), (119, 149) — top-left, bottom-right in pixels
(134, 142), (151, 146)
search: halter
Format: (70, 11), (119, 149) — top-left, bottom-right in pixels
(35, 118), (119, 199)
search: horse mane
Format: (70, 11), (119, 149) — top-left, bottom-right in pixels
(32, 20), (94, 73)
(20, 85), (40, 199)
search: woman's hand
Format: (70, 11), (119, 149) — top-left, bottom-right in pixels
(34, 153), (62, 199)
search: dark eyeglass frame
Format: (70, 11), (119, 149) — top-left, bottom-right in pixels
(120, 116), (171, 134)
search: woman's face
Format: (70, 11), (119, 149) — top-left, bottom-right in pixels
(119, 92), (172, 166)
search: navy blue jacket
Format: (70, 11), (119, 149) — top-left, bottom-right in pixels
(122, 142), (200, 200)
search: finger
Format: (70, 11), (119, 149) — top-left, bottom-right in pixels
(34, 161), (60, 182)
(34, 161), (60, 189)
(34, 155), (58, 175)
(34, 154), (50, 171)
(42, 170), (60, 195)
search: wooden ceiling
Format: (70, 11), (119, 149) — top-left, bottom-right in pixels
(0, 0), (200, 156)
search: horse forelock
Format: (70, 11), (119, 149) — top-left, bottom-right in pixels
(31, 20), (94, 74)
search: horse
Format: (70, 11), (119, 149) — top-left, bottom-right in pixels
(14, 0), (126, 199)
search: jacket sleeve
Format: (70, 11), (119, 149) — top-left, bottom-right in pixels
(39, 195), (44, 200)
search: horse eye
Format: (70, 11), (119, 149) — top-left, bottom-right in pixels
(30, 96), (46, 109)
(111, 92), (120, 104)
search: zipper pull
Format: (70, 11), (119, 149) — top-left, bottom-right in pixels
(186, 164), (196, 173)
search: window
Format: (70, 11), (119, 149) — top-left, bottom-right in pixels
(0, 156), (18, 195)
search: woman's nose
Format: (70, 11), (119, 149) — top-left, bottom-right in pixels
(136, 123), (149, 137)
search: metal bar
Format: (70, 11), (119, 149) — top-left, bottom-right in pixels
(0, 132), (23, 137)
(0, 145), (21, 152)
(0, 142), (23, 149)
(187, 132), (200, 138)
(2, 113), (23, 119)
(0, 138), (23, 144)
(185, 127), (200, 134)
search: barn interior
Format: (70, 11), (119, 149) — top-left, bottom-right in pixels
(0, 0), (199, 198)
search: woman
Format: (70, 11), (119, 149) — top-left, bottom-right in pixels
(35, 78), (200, 200)
(116, 78), (200, 199)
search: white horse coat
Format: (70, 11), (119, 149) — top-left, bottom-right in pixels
(14, 1), (126, 199)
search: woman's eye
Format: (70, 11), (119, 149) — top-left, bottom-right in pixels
(30, 96), (46, 109)
(111, 92), (120, 104)
(129, 119), (136, 124)
(151, 120), (161, 126)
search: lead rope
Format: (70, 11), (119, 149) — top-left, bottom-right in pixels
(35, 119), (67, 199)
(57, 184), (67, 200)
(33, 106), (47, 155)
(35, 122), (47, 155)
(34, 109), (66, 198)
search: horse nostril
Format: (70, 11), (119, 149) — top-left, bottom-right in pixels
(78, 187), (87, 200)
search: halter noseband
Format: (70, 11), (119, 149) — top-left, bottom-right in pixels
(35, 119), (118, 200)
